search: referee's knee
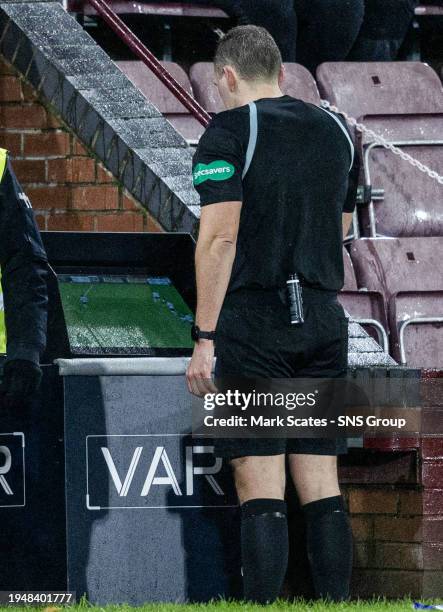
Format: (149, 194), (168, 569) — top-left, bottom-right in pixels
(289, 454), (341, 506)
(231, 455), (286, 504)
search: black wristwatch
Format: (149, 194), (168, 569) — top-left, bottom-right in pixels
(191, 325), (216, 342)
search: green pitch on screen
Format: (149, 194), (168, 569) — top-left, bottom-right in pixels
(59, 276), (194, 350)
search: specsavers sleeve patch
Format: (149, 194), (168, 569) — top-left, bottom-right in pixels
(193, 160), (235, 186)
(192, 120), (244, 206)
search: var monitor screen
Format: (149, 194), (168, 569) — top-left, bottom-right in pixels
(58, 274), (194, 355)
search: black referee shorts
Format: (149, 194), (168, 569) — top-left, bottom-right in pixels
(214, 287), (349, 460)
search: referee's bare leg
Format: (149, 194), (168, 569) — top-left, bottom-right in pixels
(231, 454), (287, 604)
(289, 454), (353, 601)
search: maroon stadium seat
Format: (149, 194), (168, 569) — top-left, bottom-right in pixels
(339, 247), (388, 351)
(358, 114), (443, 237)
(189, 63), (224, 113)
(68, 1), (228, 18)
(350, 238), (443, 368)
(189, 62), (321, 114)
(316, 62), (443, 118)
(281, 63), (322, 105)
(316, 63), (443, 238)
(116, 60), (205, 142)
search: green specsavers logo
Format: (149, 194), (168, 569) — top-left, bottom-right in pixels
(193, 160), (235, 186)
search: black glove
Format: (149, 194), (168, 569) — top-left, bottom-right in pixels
(0, 360), (42, 410)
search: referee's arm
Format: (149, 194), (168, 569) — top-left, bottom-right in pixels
(342, 213), (353, 239)
(342, 146), (361, 239)
(187, 201), (241, 395)
(195, 201), (241, 333)
(187, 200), (241, 396)
(186, 118), (245, 396)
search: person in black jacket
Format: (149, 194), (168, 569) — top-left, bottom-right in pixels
(165, 0), (418, 69)
(0, 148), (48, 409)
(237, 0), (418, 70)
(347, 0), (419, 63)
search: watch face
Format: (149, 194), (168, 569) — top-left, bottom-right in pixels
(191, 325), (200, 342)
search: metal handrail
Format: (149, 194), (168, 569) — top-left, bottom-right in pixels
(85, 0), (212, 127)
(363, 139), (443, 238)
(353, 318), (389, 354)
(398, 316), (443, 365)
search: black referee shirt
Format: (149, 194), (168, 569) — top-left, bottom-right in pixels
(192, 95), (359, 293)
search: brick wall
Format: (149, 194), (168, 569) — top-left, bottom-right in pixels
(345, 484), (424, 598)
(0, 55), (163, 233)
(283, 439), (443, 600)
(340, 439), (443, 599)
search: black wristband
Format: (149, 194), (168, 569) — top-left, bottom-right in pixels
(191, 325), (216, 342)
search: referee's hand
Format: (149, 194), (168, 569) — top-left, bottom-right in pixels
(186, 341), (217, 397)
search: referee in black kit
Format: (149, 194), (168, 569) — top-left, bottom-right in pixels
(186, 26), (359, 603)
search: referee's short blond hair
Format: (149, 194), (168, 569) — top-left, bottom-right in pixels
(214, 25), (282, 82)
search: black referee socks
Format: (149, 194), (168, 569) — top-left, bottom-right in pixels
(241, 498), (288, 604)
(240, 495), (352, 602)
(302, 495), (353, 601)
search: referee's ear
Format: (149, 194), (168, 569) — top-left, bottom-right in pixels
(278, 65), (285, 89)
(224, 65), (238, 93)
